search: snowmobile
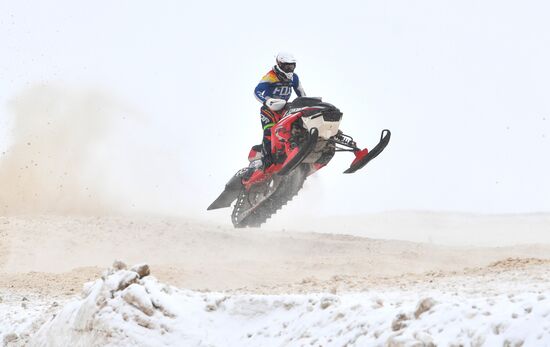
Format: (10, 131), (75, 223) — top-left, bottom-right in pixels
(208, 97), (391, 228)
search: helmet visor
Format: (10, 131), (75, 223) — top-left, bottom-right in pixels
(279, 62), (296, 73)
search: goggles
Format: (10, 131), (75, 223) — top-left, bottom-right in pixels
(279, 62), (296, 73)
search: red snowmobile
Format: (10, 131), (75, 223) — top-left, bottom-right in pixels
(208, 97), (391, 228)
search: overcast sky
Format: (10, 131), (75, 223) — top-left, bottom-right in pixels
(0, 0), (548, 219)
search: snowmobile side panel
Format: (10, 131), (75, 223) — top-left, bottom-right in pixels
(344, 129), (391, 174)
(278, 128), (319, 176)
(207, 174), (244, 210)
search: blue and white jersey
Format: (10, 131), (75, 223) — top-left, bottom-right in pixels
(254, 68), (306, 104)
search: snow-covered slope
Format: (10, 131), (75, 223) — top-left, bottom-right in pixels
(2, 259), (550, 347)
(2, 215), (550, 293)
(1, 215), (550, 346)
(269, 211), (550, 247)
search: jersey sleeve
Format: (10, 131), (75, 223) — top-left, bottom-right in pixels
(254, 82), (269, 104)
(254, 71), (278, 104)
(293, 74), (306, 97)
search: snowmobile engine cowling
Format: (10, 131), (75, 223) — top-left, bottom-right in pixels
(301, 114), (340, 140)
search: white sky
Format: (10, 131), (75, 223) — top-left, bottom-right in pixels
(0, 0), (549, 218)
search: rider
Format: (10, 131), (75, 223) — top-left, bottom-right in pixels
(254, 52), (306, 168)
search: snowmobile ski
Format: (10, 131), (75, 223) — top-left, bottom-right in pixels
(344, 129), (391, 174)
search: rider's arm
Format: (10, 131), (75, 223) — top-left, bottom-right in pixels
(254, 82), (270, 104)
(255, 71), (279, 104)
(293, 74), (306, 97)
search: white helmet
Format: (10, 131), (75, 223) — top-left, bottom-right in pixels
(275, 52), (297, 81)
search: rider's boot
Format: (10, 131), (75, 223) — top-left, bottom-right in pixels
(261, 138), (274, 170)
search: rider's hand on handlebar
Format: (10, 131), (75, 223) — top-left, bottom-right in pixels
(265, 98), (286, 112)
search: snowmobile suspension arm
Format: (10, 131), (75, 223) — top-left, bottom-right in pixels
(329, 132), (360, 152)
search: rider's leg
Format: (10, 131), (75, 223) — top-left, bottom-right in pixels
(260, 106), (281, 168)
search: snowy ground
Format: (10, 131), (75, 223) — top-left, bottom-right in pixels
(2, 259), (550, 346)
(1, 214), (550, 346)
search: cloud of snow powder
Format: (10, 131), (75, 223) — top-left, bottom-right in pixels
(0, 84), (187, 216)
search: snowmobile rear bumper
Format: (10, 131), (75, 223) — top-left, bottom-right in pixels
(207, 171), (245, 210)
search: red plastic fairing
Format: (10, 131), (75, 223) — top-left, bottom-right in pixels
(243, 170), (266, 190)
(242, 146), (303, 190)
(350, 148), (369, 167)
(242, 108), (325, 190)
(248, 148), (261, 161)
(271, 112), (302, 155)
(242, 163), (277, 190)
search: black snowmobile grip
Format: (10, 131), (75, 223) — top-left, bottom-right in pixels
(343, 129), (391, 174)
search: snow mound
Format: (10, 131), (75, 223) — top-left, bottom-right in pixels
(3, 261), (550, 346)
(23, 262), (173, 346)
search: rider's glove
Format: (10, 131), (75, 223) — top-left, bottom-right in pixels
(264, 98), (286, 112)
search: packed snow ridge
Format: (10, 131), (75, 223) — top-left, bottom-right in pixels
(2, 260), (550, 347)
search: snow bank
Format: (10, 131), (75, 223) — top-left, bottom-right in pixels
(2, 261), (550, 346)
(0, 293), (57, 346)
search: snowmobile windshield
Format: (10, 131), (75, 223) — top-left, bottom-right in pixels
(288, 97), (325, 108)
